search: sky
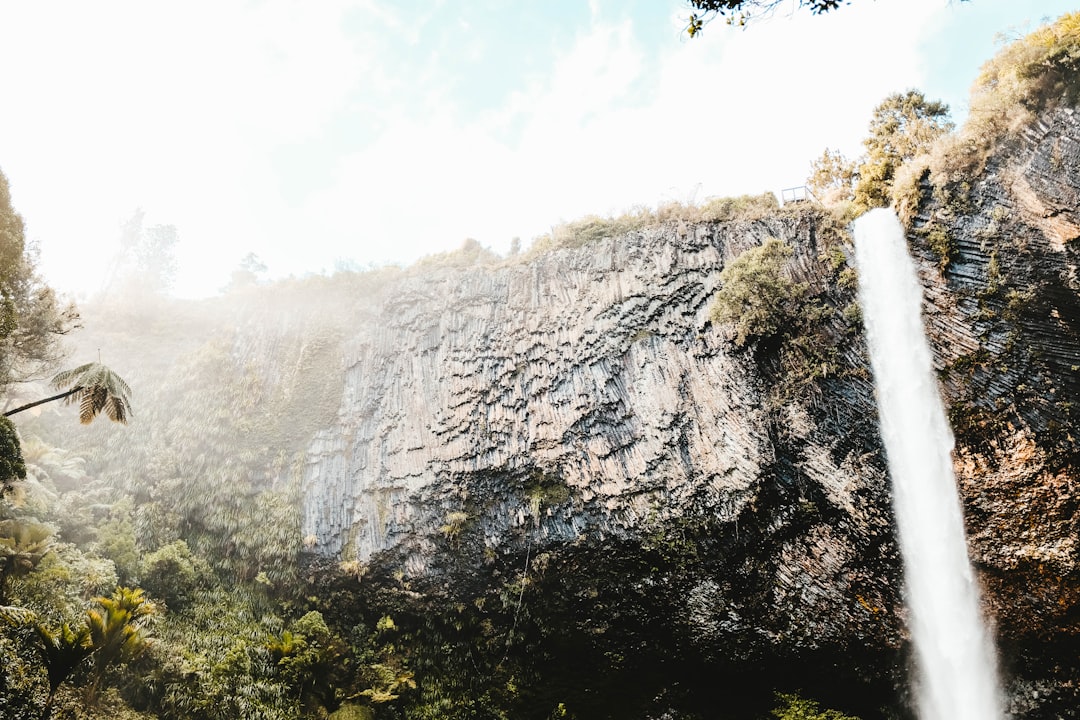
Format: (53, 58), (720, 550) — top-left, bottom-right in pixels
(0, 0), (1075, 298)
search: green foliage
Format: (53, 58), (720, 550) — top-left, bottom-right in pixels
(524, 194), (778, 258)
(86, 586), (157, 703)
(439, 511), (470, 548)
(918, 13), (1080, 205)
(139, 540), (206, 610)
(10, 542), (117, 627)
(924, 224), (955, 271)
(0, 518), (54, 604)
(415, 237), (499, 269)
(328, 704), (373, 720)
(806, 149), (856, 205)
(770, 692), (861, 719)
(35, 620), (94, 714)
(710, 238), (806, 347)
(699, 192), (779, 222)
(524, 475), (571, 523)
(0, 167), (78, 396)
(852, 90), (953, 213)
(1, 604), (36, 626)
(0, 417), (26, 495)
(528, 210), (654, 255)
(93, 504), (140, 585)
(686, 0), (850, 35)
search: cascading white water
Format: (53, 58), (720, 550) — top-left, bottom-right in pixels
(854, 208), (1004, 720)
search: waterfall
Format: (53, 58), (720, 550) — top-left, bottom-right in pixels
(853, 209), (1003, 720)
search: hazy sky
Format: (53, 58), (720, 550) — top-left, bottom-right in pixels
(0, 0), (1073, 298)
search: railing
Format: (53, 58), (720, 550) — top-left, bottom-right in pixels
(780, 186), (818, 205)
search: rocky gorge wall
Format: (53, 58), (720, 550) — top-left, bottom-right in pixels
(295, 109), (1079, 717)
(26, 106), (1076, 720)
(297, 207), (907, 715)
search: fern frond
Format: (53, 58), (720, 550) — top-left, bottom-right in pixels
(50, 362), (132, 424)
(50, 363), (97, 390)
(1, 605), (36, 626)
(105, 396), (127, 423)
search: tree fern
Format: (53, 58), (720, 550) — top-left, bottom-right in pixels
(50, 362), (132, 424)
(35, 621), (94, 719)
(3, 361), (133, 424)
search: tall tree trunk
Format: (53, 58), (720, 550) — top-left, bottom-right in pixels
(3, 387), (81, 418)
(40, 686), (56, 720)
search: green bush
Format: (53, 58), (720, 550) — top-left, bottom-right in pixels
(928, 13), (1080, 186)
(139, 540), (206, 609)
(852, 90), (952, 214)
(770, 691), (861, 719)
(329, 704), (374, 720)
(710, 238), (806, 347)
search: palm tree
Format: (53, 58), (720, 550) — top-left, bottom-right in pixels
(35, 622), (94, 720)
(0, 518), (54, 603)
(3, 362), (132, 423)
(85, 586), (156, 704)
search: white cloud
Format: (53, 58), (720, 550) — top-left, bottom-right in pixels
(296, 0), (948, 271)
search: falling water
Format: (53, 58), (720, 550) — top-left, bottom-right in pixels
(854, 209), (1003, 720)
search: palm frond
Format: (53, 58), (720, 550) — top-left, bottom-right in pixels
(1, 604), (37, 626)
(49, 362), (133, 424)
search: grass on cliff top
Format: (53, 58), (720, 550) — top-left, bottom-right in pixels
(893, 12), (1080, 220)
(407, 191), (790, 273)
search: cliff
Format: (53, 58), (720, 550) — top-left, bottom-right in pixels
(17, 107), (1077, 720)
(290, 111), (1078, 717)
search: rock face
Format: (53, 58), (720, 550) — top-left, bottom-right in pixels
(302, 216), (869, 564)
(303, 213), (893, 589)
(298, 212), (904, 715)
(907, 106), (1080, 718)
(297, 109), (1079, 717)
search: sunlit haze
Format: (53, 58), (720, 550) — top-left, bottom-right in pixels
(0, 0), (1072, 298)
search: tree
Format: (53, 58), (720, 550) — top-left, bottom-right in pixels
(99, 209), (180, 301)
(0, 168), (78, 395)
(686, 0), (849, 34)
(684, 1), (970, 34)
(139, 539), (203, 609)
(4, 362), (132, 424)
(1, 167), (80, 498)
(34, 621), (94, 720)
(853, 90), (953, 210)
(85, 586), (156, 703)
(806, 149), (856, 205)
(0, 519), (55, 604)
(225, 252), (269, 291)
(770, 691), (861, 719)
(0, 417), (26, 494)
